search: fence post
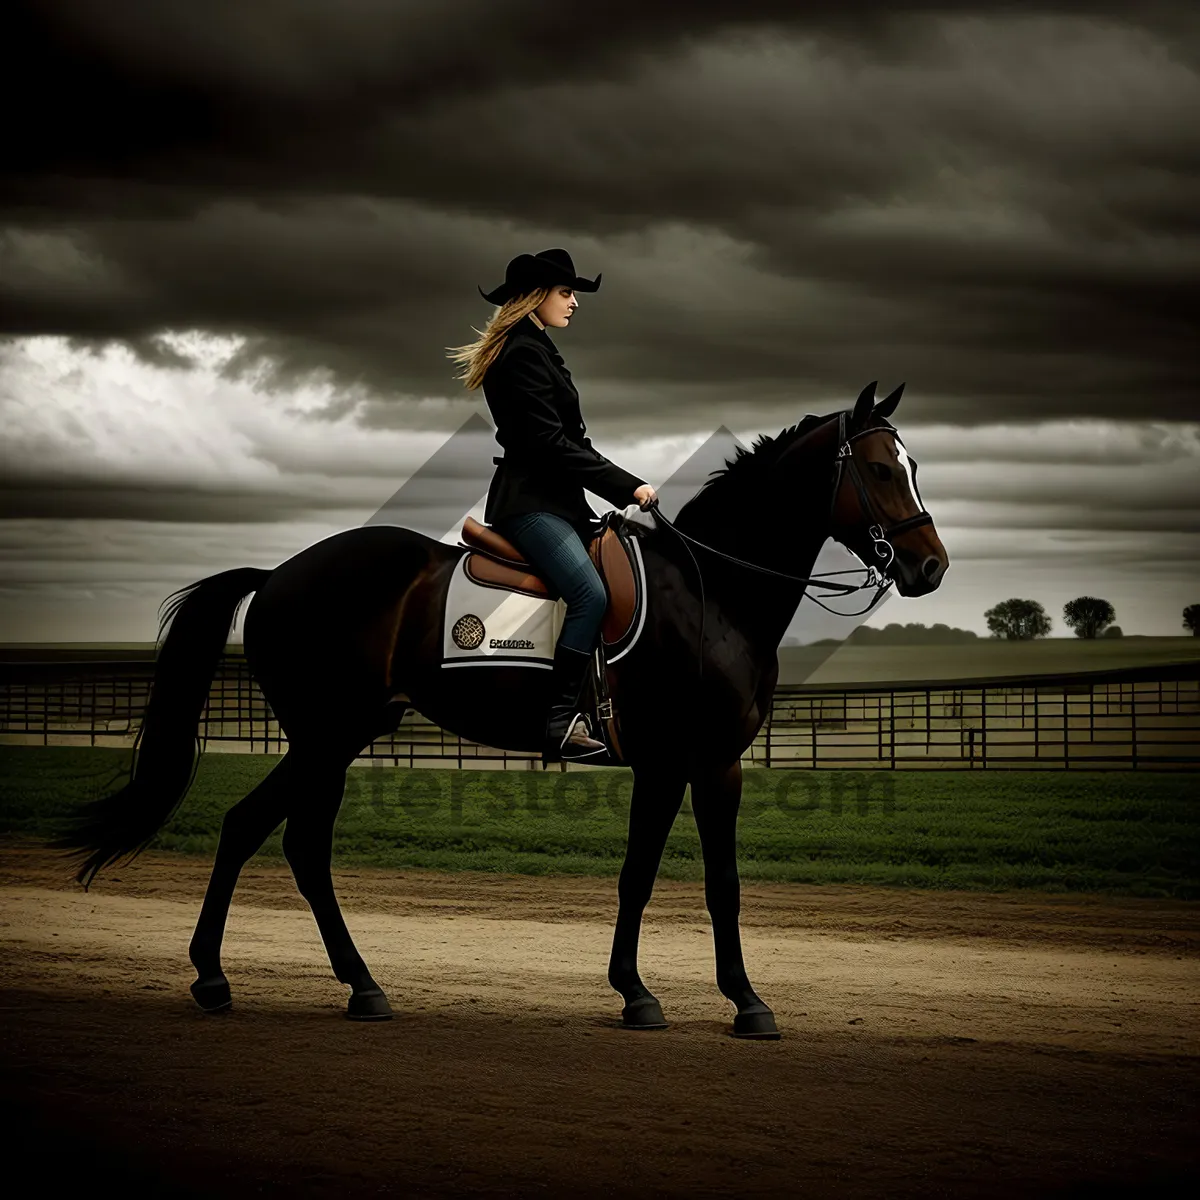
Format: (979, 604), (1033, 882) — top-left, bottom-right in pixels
(1131, 685), (1138, 770)
(1063, 689), (1069, 769)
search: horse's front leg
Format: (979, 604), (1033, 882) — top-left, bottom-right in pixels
(691, 759), (780, 1039)
(607, 759), (688, 1029)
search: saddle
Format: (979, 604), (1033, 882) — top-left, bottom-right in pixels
(457, 514), (645, 762)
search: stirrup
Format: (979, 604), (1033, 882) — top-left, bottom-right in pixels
(542, 712), (607, 764)
(560, 713), (607, 758)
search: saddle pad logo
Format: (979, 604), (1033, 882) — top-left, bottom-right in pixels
(451, 614), (486, 649)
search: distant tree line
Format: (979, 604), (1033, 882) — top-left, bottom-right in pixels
(984, 598), (1199, 640)
(807, 622), (981, 647)
(984, 596), (1122, 640)
(796, 601), (1199, 646)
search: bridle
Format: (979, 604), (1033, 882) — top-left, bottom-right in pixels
(640, 410), (935, 679)
(829, 409), (935, 585)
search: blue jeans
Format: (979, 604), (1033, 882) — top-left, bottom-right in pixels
(492, 512), (607, 654)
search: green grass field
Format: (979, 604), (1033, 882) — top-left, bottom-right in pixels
(2, 746), (1197, 898)
(779, 636), (1200, 685)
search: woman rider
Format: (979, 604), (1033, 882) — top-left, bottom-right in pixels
(447, 248), (657, 763)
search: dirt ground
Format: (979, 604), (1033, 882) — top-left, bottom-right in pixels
(1, 845), (1197, 1198)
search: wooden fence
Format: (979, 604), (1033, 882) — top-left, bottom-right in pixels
(1, 651), (1197, 770)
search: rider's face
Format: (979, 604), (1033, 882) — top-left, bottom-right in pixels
(534, 286), (578, 329)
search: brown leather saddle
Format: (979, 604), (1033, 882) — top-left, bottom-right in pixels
(457, 515), (645, 762)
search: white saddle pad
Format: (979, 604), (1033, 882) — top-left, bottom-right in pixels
(441, 552), (566, 670)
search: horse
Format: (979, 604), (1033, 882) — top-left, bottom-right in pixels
(58, 380), (947, 1038)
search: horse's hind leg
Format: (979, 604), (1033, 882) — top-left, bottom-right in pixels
(607, 758), (688, 1029)
(280, 754), (392, 1021)
(189, 754), (297, 1011)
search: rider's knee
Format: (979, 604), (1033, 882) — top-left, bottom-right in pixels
(566, 574), (607, 619)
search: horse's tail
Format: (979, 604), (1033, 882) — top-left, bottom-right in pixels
(54, 566), (273, 889)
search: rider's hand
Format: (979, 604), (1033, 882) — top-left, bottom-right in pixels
(633, 483), (657, 510)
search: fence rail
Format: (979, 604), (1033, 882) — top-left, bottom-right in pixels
(750, 668), (1199, 770)
(2, 654), (1197, 770)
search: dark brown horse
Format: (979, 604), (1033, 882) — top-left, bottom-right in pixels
(59, 381), (947, 1038)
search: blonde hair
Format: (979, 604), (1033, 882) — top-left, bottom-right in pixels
(445, 287), (552, 390)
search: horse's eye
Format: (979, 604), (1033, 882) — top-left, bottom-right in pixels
(869, 462), (891, 482)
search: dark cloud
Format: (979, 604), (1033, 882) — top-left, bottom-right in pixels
(1, 3), (1196, 427)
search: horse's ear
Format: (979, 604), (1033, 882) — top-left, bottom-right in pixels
(851, 381), (876, 430)
(874, 382), (905, 420)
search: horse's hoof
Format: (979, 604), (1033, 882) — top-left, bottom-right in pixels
(347, 987), (394, 1022)
(733, 1006), (781, 1040)
(190, 976), (232, 1014)
(621, 995), (668, 1030)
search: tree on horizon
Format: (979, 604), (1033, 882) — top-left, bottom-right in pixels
(1063, 596), (1116, 639)
(1184, 604), (1200, 637)
(984, 598), (1051, 640)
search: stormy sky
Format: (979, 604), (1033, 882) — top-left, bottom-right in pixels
(2, 0), (1198, 642)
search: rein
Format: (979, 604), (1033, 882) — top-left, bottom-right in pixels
(648, 504), (890, 603)
(639, 412), (935, 679)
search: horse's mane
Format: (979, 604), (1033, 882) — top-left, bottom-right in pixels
(680, 413), (828, 518)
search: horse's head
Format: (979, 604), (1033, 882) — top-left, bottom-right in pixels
(827, 381), (949, 597)
(682, 379), (948, 599)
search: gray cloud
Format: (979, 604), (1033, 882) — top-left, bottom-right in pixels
(3, 5), (1197, 427)
(0, 480), (326, 524)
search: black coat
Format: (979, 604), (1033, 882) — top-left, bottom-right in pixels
(481, 314), (646, 539)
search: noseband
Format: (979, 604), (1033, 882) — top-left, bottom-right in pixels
(830, 410), (935, 576)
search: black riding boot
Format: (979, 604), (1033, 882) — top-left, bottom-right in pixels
(543, 642), (607, 764)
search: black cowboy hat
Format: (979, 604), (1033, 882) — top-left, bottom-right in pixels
(478, 247), (601, 305)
